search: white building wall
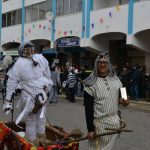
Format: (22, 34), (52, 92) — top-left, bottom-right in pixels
(1, 20), (51, 44)
(25, 0), (46, 7)
(24, 20), (51, 42)
(134, 1), (150, 34)
(90, 4), (128, 38)
(1, 25), (21, 44)
(55, 13), (82, 40)
(1, 0), (150, 53)
(2, 0), (22, 13)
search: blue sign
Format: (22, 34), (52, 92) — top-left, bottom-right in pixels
(57, 37), (80, 47)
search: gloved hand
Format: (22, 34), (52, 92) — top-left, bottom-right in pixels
(3, 100), (13, 115)
(38, 90), (47, 105)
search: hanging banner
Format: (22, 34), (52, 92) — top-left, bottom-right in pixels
(57, 37), (80, 47)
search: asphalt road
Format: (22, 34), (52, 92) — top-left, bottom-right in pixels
(0, 96), (150, 150)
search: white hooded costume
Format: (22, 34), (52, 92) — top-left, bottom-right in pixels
(4, 42), (53, 142)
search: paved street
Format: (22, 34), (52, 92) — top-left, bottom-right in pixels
(0, 95), (150, 150)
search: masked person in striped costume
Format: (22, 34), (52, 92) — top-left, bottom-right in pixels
(83, 51), (129, 150)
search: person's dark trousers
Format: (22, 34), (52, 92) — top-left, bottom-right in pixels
(148, 89), (150, 100)
(75, 82), (78, 96)
(80, 82), (84, 95)
(65, 86), (70, 100)
(68, 87), (76, 102)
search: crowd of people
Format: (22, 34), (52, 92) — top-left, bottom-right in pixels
(49, 61), (150, 102)
(115, 63), (150, 101)
(50, 64), (91, 103)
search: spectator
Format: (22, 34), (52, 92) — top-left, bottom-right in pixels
(49, 63), (60, 103)
(64, 66), (77, 103)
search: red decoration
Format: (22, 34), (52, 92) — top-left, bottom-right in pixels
(100, 18), (103, 23)
(64, 31), (67, 36)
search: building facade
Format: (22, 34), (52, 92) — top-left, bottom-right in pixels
(0, 0), (150, 72)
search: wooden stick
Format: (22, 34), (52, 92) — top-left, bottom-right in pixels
(105, 128), (133, 132)
(66, 128), (133, 144)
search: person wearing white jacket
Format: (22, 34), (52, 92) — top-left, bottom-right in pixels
(3, 41), (53, 145)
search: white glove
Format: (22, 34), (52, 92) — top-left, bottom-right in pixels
(38, 90), (47, 105)
(3, 100), (13, 115)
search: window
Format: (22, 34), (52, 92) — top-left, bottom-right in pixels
(7, 12), (11, 26)
(16, 9), (22, 24)
(76, 0), (82, 12)
(56, 0), (82, 16)
(46, 0), (52, 13)
(25, 6), (32, 23)
(39, 2), (46, 20)
(119, 0), (128, 5)
(57, 0), (63, 16)
(11, 11), (17, 25)
(70, 0), (76, 14)
(2, 14), (6, 27)
(31, 4), (38, 21)
(63, 0), (69, 15)
(2, 9), (22, 27)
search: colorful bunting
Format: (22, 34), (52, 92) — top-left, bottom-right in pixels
(109, 12), (112, 17)
(43, 26), (46, 29)
(70, 30), (73, 35)
(91, 23), (94, 28)
(32, 24), (35, 28)
(64, 31), (67, 36)
(100, 18), (103, 23)
(58, 30), (61, 35)
(116, 5), (120, 11)
(82, 26), (85, 31)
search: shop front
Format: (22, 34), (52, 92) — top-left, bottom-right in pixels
(55, 36), (96, 69)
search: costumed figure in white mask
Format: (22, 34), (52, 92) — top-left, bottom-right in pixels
(3, 41), (53, 145)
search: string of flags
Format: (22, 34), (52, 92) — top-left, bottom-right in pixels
(91, 5), (121, 29)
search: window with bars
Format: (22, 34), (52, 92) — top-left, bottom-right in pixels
(39, 2), (46, 20)
(31, 4), (39, 21)
(2, 9), (22, 27)
(56, 0), (82, 16)
(2, 0), (82, 27)
(46, 0), (52, 13)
